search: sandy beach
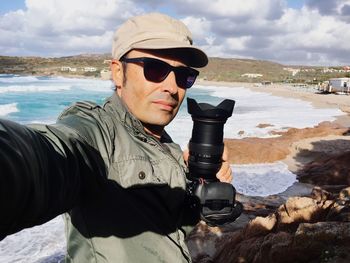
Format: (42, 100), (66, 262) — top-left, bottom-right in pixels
(198, 80), (350, 116)
(198, 80), (350, 173)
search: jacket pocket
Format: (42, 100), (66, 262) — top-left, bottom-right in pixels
(110, 156), (167, 188)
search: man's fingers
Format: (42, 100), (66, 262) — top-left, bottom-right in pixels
(216, 161), (233, 183)
(183, 148), (189, 166)
(184, 144), (233, 183)
(222, 145), (229, 161)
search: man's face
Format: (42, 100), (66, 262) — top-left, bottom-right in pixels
(112, 49), (188, 135)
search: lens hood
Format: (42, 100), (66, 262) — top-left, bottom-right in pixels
(187, 97), (235, 120)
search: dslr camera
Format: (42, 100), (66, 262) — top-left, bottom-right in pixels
(186, 97), (242, 226)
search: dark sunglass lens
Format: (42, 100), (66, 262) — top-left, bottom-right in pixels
(144, 60), (170, 82)
(186, 75), (197, 88)
(175, 68), (197, 89)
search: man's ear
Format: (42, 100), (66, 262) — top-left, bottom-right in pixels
(111, 60), (124, 87)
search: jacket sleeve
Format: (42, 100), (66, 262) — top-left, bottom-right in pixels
(0, 118), (107, 240)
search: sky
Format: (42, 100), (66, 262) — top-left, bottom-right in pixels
(0, 0), (350, 66)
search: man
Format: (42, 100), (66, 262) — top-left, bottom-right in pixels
(0, 13), (232, 262)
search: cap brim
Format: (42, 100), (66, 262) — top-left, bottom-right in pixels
(131, 39), (208, 68)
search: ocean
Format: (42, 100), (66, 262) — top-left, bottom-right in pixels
(0, 74), (345, 262)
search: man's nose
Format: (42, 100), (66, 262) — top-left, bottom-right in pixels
(161, 71), (178, 94)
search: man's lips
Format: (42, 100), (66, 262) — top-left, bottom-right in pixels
(152, 100), (177, 111)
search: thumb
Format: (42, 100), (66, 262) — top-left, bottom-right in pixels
(183, 148), (189, 165)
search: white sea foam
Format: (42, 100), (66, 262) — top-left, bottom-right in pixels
(0, 103), (19, 116)
(0, 216), (65, 263)
(0, 75), (113, 93)
(184, 85), (344, 140)
(72, 81), (113, 92)
(232, 162), (297, 196)
(0, 75), (39, 83)
(29, 118), (57, 125)
(167, 85), (344, 148)
(0, 85), (72, 93)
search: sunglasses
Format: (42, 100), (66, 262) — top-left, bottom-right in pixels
(120, 57), (199, 89)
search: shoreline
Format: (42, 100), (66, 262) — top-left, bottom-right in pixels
(198, 79), (350, 131)
(10, 74), (350, 119)
(197, 80), (350, 116)
(197, 80), (350, 173)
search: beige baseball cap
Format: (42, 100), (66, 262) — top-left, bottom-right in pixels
(112, 13), (208, 68)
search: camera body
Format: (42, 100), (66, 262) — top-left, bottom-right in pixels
(187, 97), (242, 226)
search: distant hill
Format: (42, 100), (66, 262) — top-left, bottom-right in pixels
(200, 57), (290, 82)
(0, 54), (348, 83)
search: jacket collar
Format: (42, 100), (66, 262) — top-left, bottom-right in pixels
(104, 92), (144, 132)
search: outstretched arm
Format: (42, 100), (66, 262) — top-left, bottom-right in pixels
(0, 119), (106, 239)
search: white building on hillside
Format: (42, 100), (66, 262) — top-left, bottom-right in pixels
(329, 78), (350, 93)
(283, 67), (300, 76)
(84, 67), (97, 72)
(61, 66), (71, 71)
(61, 66), (77, 72)
(241, 73), (263, 78)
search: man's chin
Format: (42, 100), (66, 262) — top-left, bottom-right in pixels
(146, 116), (174, 127)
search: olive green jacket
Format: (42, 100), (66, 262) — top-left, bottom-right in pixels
(0, 93), (198, 262)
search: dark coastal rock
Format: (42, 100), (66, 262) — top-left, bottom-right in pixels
(187, 187), (350, 263)
(298, 151), (350, 187)
(256, 123), (274, 128)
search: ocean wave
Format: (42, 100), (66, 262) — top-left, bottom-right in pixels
(0, 74), (20, 77)
(39, 75), (112, 85)
(0, 75), (39, 83)
(29, 119), (57, 125)
(0, 75), (113, 92)
(0, 85), (72, 93)
(0, 103), (19, 116)
(192, 84), (344, 139)
(74, 83), (114, 92)
(0, 216), (65, 263)
(232, 162), (297, 196)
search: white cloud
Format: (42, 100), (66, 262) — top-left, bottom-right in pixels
(262, 6), (350, 64)
(184, 0), (350, 65)
(181, 16), (211, 45)
(172, 0), (285, 20)
(1, 0), (350, 65)
(225, 36), (252, 51)
(0, 0), (142, 56)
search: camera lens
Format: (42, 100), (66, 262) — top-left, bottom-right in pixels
(187, 98), (235, 181)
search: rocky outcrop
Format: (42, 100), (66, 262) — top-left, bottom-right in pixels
(187, 120), (350, 263)
(225, 122), (348, 164)
(187, 187), (350, 263)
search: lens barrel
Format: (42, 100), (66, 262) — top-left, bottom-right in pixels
(187, 98), (235, 181)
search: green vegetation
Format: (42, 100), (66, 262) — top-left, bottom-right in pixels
(0, 54), (349, 83)
(200, 58), (350, 83)
(0, 54), (111, 78)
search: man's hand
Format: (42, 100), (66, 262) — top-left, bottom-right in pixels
(183, 145), (233, 183)
(215, 146), (233, 183)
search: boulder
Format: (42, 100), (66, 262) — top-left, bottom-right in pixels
(187, 187), (350, 263)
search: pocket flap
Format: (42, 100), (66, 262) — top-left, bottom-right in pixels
(113, 156), (166, 188)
